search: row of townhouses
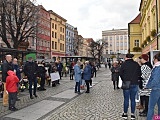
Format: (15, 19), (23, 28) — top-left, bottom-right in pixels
(0, 3), (94, 61)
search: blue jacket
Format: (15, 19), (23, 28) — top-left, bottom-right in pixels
(74, 64), (82, 82)
(146, 66), (160, 90)
(83, 64), (92, 80)
(13, 64), (21, 80)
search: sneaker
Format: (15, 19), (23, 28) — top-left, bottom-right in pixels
(131, 115), (135, 120)
(122, 113), (128, 119)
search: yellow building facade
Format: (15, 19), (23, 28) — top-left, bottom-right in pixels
(139, 0), (159, 53)
(128, 14), (142, 58)
(49, 10), (67, 60)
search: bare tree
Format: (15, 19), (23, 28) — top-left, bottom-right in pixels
(89, 39), (107, 64)
(0, 0), (38, 49)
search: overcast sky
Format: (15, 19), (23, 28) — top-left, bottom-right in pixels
(36, 0), (141, 40)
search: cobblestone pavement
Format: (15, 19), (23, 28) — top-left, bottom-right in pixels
(0, 65), (150, 120)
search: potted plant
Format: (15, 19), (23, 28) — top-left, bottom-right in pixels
(133, 47), (142, 52)
(151, 29), (157, 37)
(146, 36), (151, 42)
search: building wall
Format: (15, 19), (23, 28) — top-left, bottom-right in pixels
(140, 0), (158, 53)
(102, 29), (128, 55)
(36, 5), (51, 59)
(49, 10), (67, 59)
(129, 23), (142, 58)
(66, 23), (75, 56)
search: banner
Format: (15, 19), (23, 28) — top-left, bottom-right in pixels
(50, 72), (60, 81)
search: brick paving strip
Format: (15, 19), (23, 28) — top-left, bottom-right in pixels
(0, 66), (152, 120)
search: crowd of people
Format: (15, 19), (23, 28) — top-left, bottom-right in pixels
(110, 52), (160, 120)
(0, 54), (98, 111)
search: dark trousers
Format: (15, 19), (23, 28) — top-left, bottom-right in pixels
(8, 92), (17, 108)
(40, 76), (45, 89)
(94, 72), (96, 77)
(28, 78), (37, 97)
(58, 71), (62, 79)
(90, 79), (92, 86)
(113, 80), (118, 89)
(85, 80), (90, 92)
(140, 96), (149, 112)
(75, 82), (80, 92)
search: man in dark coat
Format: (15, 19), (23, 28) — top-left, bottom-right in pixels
(1, 54), (14, 106)
(23, 57), (38, 99)
(120, 53), (141, 119)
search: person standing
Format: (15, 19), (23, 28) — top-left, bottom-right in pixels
(138, 54), (152, 117)
(56, 61), (63, 83)
(6, 70), (19, 111)
(23, 57), (38, 99)
(111, 61), (120, 90)
(83, 61), (92, 93)
(37, 61), (47, 91)
(146, 52), (160, 120)
(12, 58), (21, 101)
(74, 61), (82, 94)
(1, 54), (13, 107)
(120, 53), (141, 120)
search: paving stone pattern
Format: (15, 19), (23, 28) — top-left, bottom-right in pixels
(0, 65), (153, 120)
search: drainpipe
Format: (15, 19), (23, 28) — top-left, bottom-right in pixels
(156, 0), (159, 50)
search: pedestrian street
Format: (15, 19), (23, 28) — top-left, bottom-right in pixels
(1, 65), (151, 120)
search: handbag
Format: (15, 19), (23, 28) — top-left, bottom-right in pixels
(118, 76), (122, 88)
(121, 67), (137, 90)
(121, 81), (131, 90)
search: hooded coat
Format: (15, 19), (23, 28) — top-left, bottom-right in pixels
(6, 70), (19, 93)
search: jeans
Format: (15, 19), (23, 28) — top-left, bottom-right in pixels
(147, 89), (160, 120)
(75, 82), (80, 92)
(123, 85), (138, 113)
(85, 80), (90, 92)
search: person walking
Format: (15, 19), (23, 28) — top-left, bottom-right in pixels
(110, 61), (120, 90)
(120, 53), (141, 120)
(6, 70), (19, 111)
(1, 54), (14, 107)
(146, 52), (160, 120)
(23, 57), (38, 99)
(74, 61), (82, 94)
(83, 61), (92, 93)
(138, 54), (152, 117)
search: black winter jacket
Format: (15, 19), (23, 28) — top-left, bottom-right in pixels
(1, 60), (14, 82)
(119, 59), (141, 85)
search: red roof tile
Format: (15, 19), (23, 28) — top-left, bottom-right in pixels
(129, 13), (141, 24)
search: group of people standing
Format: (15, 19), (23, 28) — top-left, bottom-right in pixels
(74, 60), (96, 94)
(111, 52), (160, 120)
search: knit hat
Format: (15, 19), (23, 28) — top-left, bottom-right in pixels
(126, 53), (134, 58)
(140, 54), (149, 61)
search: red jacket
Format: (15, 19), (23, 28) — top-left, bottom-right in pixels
(6, 70), (19, 93)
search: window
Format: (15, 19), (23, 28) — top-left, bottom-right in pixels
(55, 24), (57, 29)
(55, 32), (57, 38)
(63, 44), (64, 51)
(116, 43), (119, 46)
(52, 31), (54, 38)
(110, 37), (112, 40)
(120, 36), (123, 40)
(134, 40), (139, 47)
(60, 34), (62, 40)
(60, 43), (62, 50)
(60, 27), (62, 32)
(116, 36), (119, 40)
(124, 35), (127, 40)
(52, 23), (54, 29)
(55, 42), (57, 49)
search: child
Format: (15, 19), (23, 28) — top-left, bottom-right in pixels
(6, 70), (19, 111)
